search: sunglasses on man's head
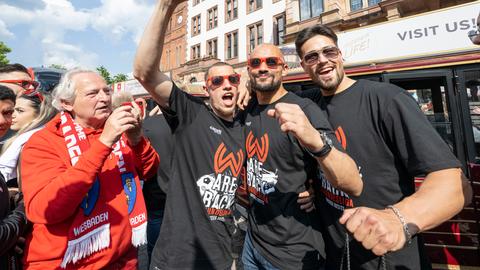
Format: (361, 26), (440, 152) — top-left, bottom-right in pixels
(207, 74), (241, 87)
(0, 79), (40, 91)
(23, 88), (44, 102)
(302, 46), (340, 66)
(247, 57), (284, 69)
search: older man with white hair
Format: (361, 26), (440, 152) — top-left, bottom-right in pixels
(20, 69), (159, 269)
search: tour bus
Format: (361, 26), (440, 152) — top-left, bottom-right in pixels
(29, 67), (64, 92)
(280, 2), (480, 268)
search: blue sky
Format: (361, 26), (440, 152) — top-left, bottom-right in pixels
(0, 0), (156, 77)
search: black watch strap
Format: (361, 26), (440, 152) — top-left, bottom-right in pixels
(306, 132), (333, 158)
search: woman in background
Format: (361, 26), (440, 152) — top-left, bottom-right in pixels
(0, 91), (57, 184)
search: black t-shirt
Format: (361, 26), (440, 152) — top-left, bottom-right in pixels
(142, 114), (172, 214)
(150, 84), (245, 270)
(300, 79), (461, 269)
(244, 92), (337, 269)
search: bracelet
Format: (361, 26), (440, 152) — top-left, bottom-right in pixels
(386, 205), (413, 245)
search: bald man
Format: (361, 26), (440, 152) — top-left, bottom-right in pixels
(241, 44), (362, 269)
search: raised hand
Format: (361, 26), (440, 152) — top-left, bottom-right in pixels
(267, 103), (324, 152)
(237, 73), (251, 110)
(125, 100), (144, 146)
(99, 105), (138, 147)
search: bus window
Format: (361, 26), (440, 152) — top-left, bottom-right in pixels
(31, 67), (64, 92)
(387, 77), (456, 153)
(464, 69), (480, 160)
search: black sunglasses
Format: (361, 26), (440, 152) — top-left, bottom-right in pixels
(302, 46), (340, 66)
(248, 57), (284, 69)
(207, 74), (241, 87)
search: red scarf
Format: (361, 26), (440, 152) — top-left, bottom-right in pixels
(59, 112), (147, 268)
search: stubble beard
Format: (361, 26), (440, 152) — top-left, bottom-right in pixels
(251, 75), (282, 93)
(313, 69), (344, 94)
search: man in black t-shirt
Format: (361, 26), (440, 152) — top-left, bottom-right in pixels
(134, 1), (247, 269)
(142, 112), (172, 266)
(294, 24), (473, 269)
(241, 44), (362, 270)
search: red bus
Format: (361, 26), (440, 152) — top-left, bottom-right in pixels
(281, 2), (480, 268)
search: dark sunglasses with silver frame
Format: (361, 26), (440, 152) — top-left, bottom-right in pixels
(302, 46), (340, 66)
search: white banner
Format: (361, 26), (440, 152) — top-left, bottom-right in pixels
(112, 72), (170, 96)
(339, 1), (480, 65)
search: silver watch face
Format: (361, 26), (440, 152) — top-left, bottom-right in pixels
(321, 132), (333, 147)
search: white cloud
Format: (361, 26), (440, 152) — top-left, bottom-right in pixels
(90, 0), (154, 44)
(0, 0), (154, 71)
(0, 0), (95, 68)
(0, 4), (35, 24)
(0, 21), (14, 38)
(41, 38), (99, 69)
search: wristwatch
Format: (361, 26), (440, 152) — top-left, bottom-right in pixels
(306, 131), (333, 158)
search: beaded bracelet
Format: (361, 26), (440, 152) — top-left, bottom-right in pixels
(386, 205), (413, 245)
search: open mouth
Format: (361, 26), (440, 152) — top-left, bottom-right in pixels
(317, 66), (335, 79)
(222, 92), (235, 106)
(222, 93), (234, 101)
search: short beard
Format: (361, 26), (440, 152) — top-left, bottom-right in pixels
(313, 69), (344, 94)
(251, 76), (282, 93)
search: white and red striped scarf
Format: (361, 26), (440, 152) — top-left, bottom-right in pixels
(59, 112), (147, 268)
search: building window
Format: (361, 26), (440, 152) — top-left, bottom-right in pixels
(273, 13), (285, 45)
(207, 6), (218, 30)
(299, 0), (323, 21)
(191, 44), (200, 60)
(247, 0), (262, 13)
(226, 0), (238, 22)
(175, 47), (180, 67)
(192, 14), (201, 36)
(207, 38), (218, 58)
(368, 0), (381, 6)
(248, 21), (263, 53)
(350, 0), (362, 11)
(225, 31), (238, 59)
(193, 0), (203, 6)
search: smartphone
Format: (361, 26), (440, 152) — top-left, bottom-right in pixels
(135, 100), (145, 118)
(121, 102), (133, 109)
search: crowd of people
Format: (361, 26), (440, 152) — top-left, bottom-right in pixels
(0, 0), (477, 269)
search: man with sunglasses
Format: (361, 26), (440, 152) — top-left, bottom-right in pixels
(241, 43), (362, 270)
(134, 1), (248, 269)
(0, 63), (39, 94)
(294, 24), (472, 269)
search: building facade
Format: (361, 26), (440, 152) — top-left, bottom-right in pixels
(285, 0), (474, 44)
(179, 0), (287, 82)
(160, 2), (188, 81)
